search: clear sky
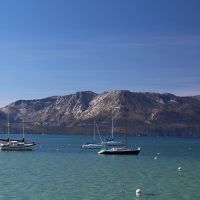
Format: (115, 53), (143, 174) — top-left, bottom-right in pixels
(0, 0), (200, 107)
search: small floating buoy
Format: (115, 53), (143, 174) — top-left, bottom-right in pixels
(136, 189), (141, 196)
(154, 156), (157, 160)
(157, 152), (160, 155)
(178, 166), (182, 171)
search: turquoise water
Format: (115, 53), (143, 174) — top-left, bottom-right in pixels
(0, 134), (200, 200)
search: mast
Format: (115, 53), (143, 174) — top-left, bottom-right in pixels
(7, 114), (10, 141)
(111, 117), (114, 139)
(22, 105), (25, 142)
(93, 120), (96, 142)
(124, 92), (128, 149)
(22, 118), (25, 141)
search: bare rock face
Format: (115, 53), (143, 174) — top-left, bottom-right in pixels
(0, 90), (200, 136)
(80, 91), (122, 120)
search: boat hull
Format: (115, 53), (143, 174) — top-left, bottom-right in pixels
(0, 143), (35, 151)
(98, 148), (141, 155)
(0, 146), (34, 151)
(81, 144), (103, 149)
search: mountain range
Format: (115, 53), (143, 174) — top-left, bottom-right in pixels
(0, 90), (200, 136)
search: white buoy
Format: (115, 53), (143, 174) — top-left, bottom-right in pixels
(154, 156), (157, 160)
(136, 189), (141, 196)
(157, 152), (160, 155)
(178, 166), (182, 171)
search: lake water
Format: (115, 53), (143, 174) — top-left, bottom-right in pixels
(0, 134), (200, 200)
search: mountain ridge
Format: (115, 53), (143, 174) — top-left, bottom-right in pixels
(0, 90), (200, 136)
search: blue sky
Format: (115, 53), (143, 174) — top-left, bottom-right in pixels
(0, 0), (200, 106)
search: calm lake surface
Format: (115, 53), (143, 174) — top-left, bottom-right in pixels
(0, 134), (200, 200)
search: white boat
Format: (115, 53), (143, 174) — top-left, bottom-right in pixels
(81, 142), (103, 149)
(102, 117), (123, 146)
(0, 140), (35, 151)
(98, 92), (141, 155)
(0, 116), (36, 151)
(81, 120), (103, 149)
(103, 139), (123, 146)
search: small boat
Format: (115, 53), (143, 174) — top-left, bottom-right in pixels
(103, 139), (123, 146)
(98, 92), (141, 155)
(81, 142), (103, 149)
(81, 120), (103, 149)
(102, 117), (123, 146)
(0, 116), (36, 151)
(0, 140), (35, 151)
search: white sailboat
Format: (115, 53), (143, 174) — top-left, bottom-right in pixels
(81, 120), (103, 149)
(102, 117), (123, 146)
(0, 116), (36, 151)
(98, 92), (141, 155)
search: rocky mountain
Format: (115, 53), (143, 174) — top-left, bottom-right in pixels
(192, 95), (200, 101)
(0, 90), (200, 136)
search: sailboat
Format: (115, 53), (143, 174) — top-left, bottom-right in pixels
(102, 117), (123, 146)
(98, 92), (141, 155)
(0, 116), (36, 151)
(81, 120), (103, 149)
